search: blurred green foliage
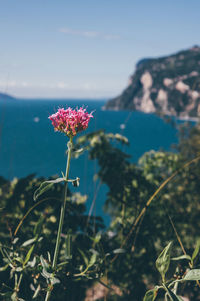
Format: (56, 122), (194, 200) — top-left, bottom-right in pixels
(0, 175), (105, 300)
(76, 124), (200, 300)
(1, 122), (200, 300)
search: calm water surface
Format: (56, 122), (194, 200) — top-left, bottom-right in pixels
(0, 98), (183, 222)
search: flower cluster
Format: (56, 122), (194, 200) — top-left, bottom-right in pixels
(49, 106), (93, 137)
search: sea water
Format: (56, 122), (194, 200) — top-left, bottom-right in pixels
(0, 98), (181, 223)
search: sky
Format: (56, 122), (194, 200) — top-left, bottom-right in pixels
(0, 0), (200, 99)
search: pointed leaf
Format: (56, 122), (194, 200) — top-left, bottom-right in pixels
(171, 255), (191, 261)
(12, 238), (19, 245)
(34, 178), (65, 201)
(88, 253), (97, 267)
(93, 233), (101, 244)
(143, 287), (158, 301)
(24, 244), (35, 265)
(41, 268), (52, 280)
(47, 252), (51, 263)
(78, 249), (88, 266)
(89, 249), (99, 256)
(65, 234), (72, 260)
(33, 285), (41, 299)
(40, 255), (49, 269)
(0, 264), (9, 271)
(27, 256), (36, 268)
(51, 277), (60, 285)
(156, 242), (172, 282)
(163, 285), (184, 301)
(183, 269), (200, 281)
(192, 240), (200, 262)
(21, 238), (36, 247)
(72, 147), (85, 158)
(113, 248), (125, 254)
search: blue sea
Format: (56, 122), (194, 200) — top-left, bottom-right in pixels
(0, 98), (185, 223)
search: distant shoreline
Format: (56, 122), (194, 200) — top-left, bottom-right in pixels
(175, 116), (199, 122)
(102, 106), (199, 123)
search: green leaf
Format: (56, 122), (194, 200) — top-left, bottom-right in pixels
(51, 277), (60, 285)
(156, 242), (172, 282)
(78, 249), (88, 266)
(24, 244), (35, 266)
(41, 268), (52, 280)
(12, 237), (19, 245)
(93, 233), (101, 244)
(183, 269), (200, 281)
(65, 234), (72, 260)
(171, 255), (191, 261)
(21, 238), (36, 247)
(192, 240), (200, 262)
(57, 261), (69, 268)
(163, 285), (184, 301)
(40, 255), (49, 269)
(88, 253), (97, 267)
(47, 251), (51, 263)
(113, 248), (125, 254)
(143, 287), (158, 301)
(33, 284), (41, 299)
(27, 256), (36, 268)
(89, 249), (99, 256)
(72, 147), (85, 158)
(0, 263), (9, 271)
(33, 178), (65, 201)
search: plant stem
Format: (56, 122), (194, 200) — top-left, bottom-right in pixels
(15, 273), (23, 293)
(45, 137), (73, 301)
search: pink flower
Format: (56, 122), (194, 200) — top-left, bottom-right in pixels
(49, 106), (93, 137)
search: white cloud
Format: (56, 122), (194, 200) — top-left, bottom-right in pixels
(0, 79), (124, 98)
(59, 27), (120, 40)
(0, 80), (99, 92)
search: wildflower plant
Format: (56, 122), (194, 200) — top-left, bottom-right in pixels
(40, 106), (93, 301)
(143, 241), (200, 301)
(0, 107), (101, 301)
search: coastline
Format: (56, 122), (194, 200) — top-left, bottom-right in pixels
(102, 104), (199, 123)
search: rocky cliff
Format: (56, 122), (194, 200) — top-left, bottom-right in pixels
(105, 46), (200, 118)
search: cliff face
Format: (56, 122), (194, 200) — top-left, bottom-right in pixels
(105, 46), (200, 118)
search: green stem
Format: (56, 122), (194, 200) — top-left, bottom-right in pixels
(45, 137), (73, 301)
(16, 273), (23, 292)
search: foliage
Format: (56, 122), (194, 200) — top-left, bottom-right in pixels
(76, 126), (200, 300)
(144, 241), (200, 301)
(1, 122), (200, 300)
(0, 175), (105, 300)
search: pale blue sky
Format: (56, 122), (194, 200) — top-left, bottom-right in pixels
(0, 0), (200, 98)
